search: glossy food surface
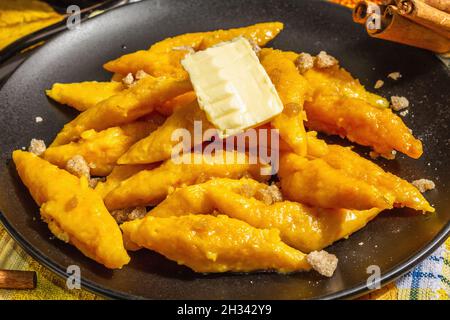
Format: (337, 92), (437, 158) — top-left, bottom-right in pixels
(0, 0), (448, 299)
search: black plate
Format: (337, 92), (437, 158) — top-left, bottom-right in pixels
(0, 0), (449, 300)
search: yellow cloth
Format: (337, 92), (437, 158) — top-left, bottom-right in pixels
(0, 0), (63, 50)
(0, 224), (100, 300)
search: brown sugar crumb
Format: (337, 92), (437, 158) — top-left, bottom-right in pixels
(122, 73), (135, 87)
(374, 80), (384, 89)
(307, 250), (338, 277)
(135, 70), (149, 80)
(256, 188), (274, 205)
(295, 53), (315, 74)
(110, 207), (147, 224)
(28, 138), (46, 156)
(390, 96), (409, 111)
(240, 183), (256, 198)
(315, 51), (338, 69)
(387, 72), (402, 80)
(127, 207), (147, 221)
(66, 155), (90, 179)
(412, 179), (436, 193)
(267, 184), (284, 203)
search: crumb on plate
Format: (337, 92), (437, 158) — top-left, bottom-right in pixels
(307, 250), (338, 277)
(412, 179), (436, 193)
(135, 70), (149, 80)
(28, 138), (46, 156)
(387, 72), (402, 80)
(295, 52), (315, 73)
(374, 80), (384, 89)
(315, 51), (338, 69)
(66, 155), (90, 180)
(391, 96), (409, 111)
(122, 73), (135, 87)
(255, 183), (284, 205)
(110, 207), (147, 224)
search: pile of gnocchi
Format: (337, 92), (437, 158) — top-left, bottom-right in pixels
(13, 22), (433, 277)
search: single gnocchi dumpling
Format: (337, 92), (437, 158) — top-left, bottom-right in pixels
(121, 214), (311, 273)
(144, 178), (382, 253)
(103, 22), (284, 78)
(13, 150), (130, 269)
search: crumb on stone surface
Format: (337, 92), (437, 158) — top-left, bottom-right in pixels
(315, 51), (338, 69)
(387, 72), (402, 80)
(35, 116), (43, 123)
(110, 207), (147, 224)
(307, 250), (338, 277)
(391, 96), (409, 111)
(412, 179), (436, 193)
(66, 155), (90, 179)
(28, 138), (46, 156)
(295, 52), (315, 73)
(122, 73), (135, 87)
(374, 80), (384, 89)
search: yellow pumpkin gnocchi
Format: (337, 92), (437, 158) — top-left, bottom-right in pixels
(260, 48), (311, 156)
(50, 76), (192, 146)
(44, 119), (163, 176)
(104, 22), (284, 78)
(121, 214), (311, 273)
(104, 150), (270, 210)
(13, 151), (130, 269)
(46, 81), (125, 112)
(118, 101), (213, 165)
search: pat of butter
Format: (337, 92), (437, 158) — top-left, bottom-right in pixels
(181, 37), (283, 137)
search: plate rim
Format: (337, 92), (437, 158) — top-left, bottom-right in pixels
(1, 210), (449, 300)
(0, 0), (449, 300)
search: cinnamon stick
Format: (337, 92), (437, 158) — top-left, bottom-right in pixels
(396, 0), (450, 38)
(422, 0), (450, 13)
(353, 1), (371, 24)
(0, 270), (37, 289)
(353, 1), (387, 24)
(366, 6), (450, 53)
